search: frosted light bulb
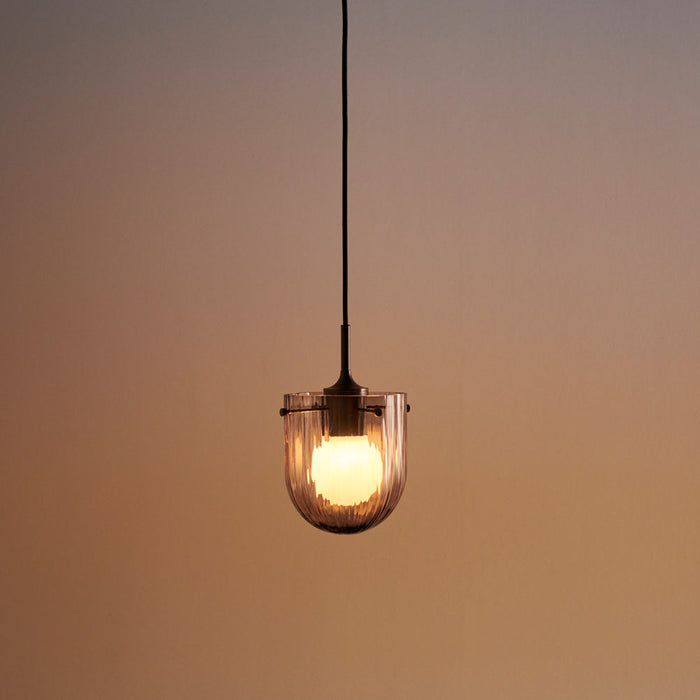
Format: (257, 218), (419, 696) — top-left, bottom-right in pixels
(311, 436), (383, 506)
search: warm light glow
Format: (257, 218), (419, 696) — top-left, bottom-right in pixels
(311, 436), (383, 506)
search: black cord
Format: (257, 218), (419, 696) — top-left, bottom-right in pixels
(324, 1), (365, 393)
(342, 0), (348, 327)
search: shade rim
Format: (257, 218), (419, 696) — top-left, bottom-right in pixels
(284, 390), (406, 398)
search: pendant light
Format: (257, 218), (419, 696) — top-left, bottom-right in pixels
(280, 0), (409, 534)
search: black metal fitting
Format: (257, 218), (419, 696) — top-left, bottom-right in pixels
(279, 405), (327, 417)
(361, 406), (383, 417)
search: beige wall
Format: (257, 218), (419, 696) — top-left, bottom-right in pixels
(1, 1), (698, 697)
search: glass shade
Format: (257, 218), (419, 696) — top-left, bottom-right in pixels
(283, 391), (407, 534)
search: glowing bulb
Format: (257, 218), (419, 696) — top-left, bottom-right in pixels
(311, 436), (383, 506)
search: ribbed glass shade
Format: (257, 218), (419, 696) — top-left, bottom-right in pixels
(283, 391), (407, 534)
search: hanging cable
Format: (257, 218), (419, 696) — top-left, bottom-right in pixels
(324, 0), (363, 393)
(342, 0), (349, 327)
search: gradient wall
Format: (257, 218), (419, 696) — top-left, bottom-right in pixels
(1, 1), (698, 698)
